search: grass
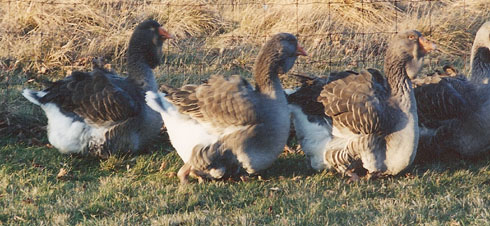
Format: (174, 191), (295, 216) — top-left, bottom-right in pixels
(0, 136), (489, 225)
(1, 0), (489, 80)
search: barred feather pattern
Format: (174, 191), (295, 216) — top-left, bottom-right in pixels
(187, 142), (240, 180)
(40, 72), (139, 125)
(319, 70), (395, 135)
(161, 75), (257, 131)
(325, 134), (387, 174)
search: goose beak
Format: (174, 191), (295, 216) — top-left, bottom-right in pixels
(418, 36), (436, 54)
(158, 27), (175, 39)
(296, 44), (308, 56)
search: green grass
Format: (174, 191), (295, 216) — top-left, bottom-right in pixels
(1, 135), (489, 225)
(1, 55), (489, 225)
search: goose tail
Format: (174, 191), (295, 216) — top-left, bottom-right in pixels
(145, 91), (168, 113)
(22, 89), (46, 106)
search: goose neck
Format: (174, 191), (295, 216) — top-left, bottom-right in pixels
(253, 56), (283, 97)
(384, 57), (413, 98)
(127, 57), (158, 91)
(470, 47), (490, 83)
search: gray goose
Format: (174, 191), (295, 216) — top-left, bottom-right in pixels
(22, 20), (173, 157)
(146, 33), (307, 183)
(288, 30), (436, 179)
(413, 21), (490, 158)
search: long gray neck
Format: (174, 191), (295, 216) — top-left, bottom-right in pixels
(127, 57), (158, 92)
(384, 54), (414, 107)
(470, 47), (490, 84)
(253, 54), (284, 99)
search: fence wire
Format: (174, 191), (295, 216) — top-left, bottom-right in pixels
(0, 0), (487, 133)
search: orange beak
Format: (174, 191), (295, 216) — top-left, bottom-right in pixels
(296, 44), (308, 56)
(158, 27), (175, 39)
(418, 36), (436, 54)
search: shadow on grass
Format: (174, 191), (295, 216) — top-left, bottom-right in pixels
(403, 152), (490, 186)
(261, 152), (317, 179)
(0, 134), (176, 185)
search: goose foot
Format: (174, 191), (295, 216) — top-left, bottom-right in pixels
(189, 170), (206, 184)
(283, 145), (296, 154)
(177, 163), (192, 184)
(346, 170), (360, 183)
(365, 171), (383, 180)
(239, 175), (250, 182)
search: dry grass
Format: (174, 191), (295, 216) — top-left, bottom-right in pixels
(0, 0), (227, 77)
(0, 0), (488, 80)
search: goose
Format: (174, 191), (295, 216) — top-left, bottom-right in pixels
(22, 20), (173, 157)
(288, 30), (436, 179)
(412, 74), (483, 159)
(146, 33), (307, 183)
(413, 21), (490, 158)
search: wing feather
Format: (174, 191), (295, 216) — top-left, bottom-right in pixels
(413, 76), (476, 126)
(318, 70), (393, 134)
(162, 75), (258, 129)
(40, 70), (141, 124)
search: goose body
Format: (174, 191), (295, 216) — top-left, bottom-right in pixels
(22, 20), (173, 157)
(146, 33), (307, 182)
(414, 22), (490, 158)
(413, 76), (490, 158)
(288, 31), (435, 178)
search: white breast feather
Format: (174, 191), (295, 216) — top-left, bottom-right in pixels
(384, 115), (418, 175)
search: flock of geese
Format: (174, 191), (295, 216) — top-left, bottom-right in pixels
(22, 20), (490, 183)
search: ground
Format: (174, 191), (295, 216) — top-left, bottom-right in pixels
(0, 134), (488, 225)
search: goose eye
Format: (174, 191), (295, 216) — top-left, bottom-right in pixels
(408, 35), (416, 40)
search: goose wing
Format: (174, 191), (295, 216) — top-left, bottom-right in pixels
(161, 74), (258, 129)
(287, 71), (361, 117)
(40, 70), (141, 124)
(318, 69), (394, 134)
(413, 76), (474, 124)
(287, 77), (327, 117)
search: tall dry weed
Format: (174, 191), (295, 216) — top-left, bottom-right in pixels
(0, 0), (488, 80)
(0, 0), (227, 77)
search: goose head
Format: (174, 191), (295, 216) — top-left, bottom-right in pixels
(385, 30), (436, 80)
(127, 19), (174, 69)
(255, 33), (307, 76)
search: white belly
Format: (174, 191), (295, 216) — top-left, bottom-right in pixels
(163, 113), (218, 163)
(289, 105), (332, 170)
(42, 103), (107, 154)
